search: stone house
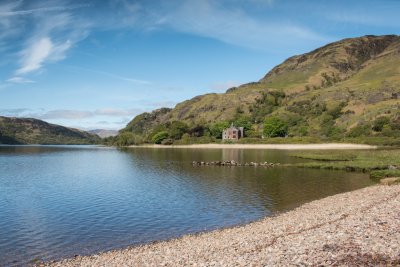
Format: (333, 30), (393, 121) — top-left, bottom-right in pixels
(222, 123), (244, 140)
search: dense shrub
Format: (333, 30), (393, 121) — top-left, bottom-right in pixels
(188, 125), (205, 137)
(168, 121), (189, 140)
(263, 117), (288, 138)
(233, 116), (253, 136)
(209, 121), (230, 138)
(250, 91), (285, 123)
(373, 116), (390, 132)
(115, 132), (144, 146)
(327, 102), (346, 119)
(347, 123), (372, 137)
(152, 131), (169, 144)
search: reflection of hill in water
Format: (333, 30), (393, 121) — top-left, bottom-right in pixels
(0, 145), (102, 155)
(120, 148), (374, 212)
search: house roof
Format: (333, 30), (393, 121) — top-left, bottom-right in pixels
(224, 123), (243, 131)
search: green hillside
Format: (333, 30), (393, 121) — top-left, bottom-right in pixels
(111, 35), (400, 146)
(0, 116), (100, 145)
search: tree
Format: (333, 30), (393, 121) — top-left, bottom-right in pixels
(116, 132), (143, 146)
(152, 131), (169, 144)
(188, 125), (205, 137)
(209, 121), (230, 139)
(234, 116), (253, 133)
(263, 117), (288, 138)
(168, 121), (189, 140)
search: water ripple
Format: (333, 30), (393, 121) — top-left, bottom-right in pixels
(0, 146), (374, 266)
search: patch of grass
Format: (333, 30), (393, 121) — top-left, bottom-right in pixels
(292, 153), (356, 161)
(370, 169), (400, 180)
(291, 149), (400, 175)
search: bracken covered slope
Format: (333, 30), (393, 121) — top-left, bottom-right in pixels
(0, 116), (100, 145)
(122, 35), (400, 139)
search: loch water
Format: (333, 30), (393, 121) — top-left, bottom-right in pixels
(0, 145), (374, 266)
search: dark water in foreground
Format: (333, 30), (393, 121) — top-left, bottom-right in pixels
(0, 145), (374, 266)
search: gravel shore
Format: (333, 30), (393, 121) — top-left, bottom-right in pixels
(131, 143), (377, 150)
(46, 185), (400, 266)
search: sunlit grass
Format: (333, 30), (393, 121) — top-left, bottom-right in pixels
(290, 149), (400, 179)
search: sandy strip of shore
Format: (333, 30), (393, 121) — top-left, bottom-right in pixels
(46, 184), (400, 266)
(130, 143), (377, 150)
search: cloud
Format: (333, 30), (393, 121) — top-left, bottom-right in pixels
(0, 108), (32, 116)
(16, 37), (53, 74)
(67, 65), (151, 84)
(95, 71), (150, 85)
(0, 107), (144, 120)
(7, 76), (35, 83)
(117, 0), (329, 51)
(94, 108), (143, 117)
(1, 0), (329, 80)
(38, 109), (94, 120)
(0, 3), (89, 17)
(176, 1), (326, 49)
(16, 37), (73, 75)
(0, 0), (91, 76)
(0, 1), (25, 47)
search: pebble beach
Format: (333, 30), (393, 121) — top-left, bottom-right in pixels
(44, 184), (400, 266)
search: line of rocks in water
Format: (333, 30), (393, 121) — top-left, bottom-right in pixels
(192, 160), (280, 167)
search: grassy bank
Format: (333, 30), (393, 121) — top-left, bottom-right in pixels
(291, 149), (400, 180)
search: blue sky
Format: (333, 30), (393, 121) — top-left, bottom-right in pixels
(0, 0), (399, 130)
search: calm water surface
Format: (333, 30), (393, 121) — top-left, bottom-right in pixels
(0, 145), (374, 266)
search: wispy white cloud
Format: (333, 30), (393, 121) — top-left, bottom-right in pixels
(16, 37), (73, 75)
(7, 76), (35, 84)
(174, 1), (327, 49)
(16, 37), (53, 74)
(96, 0), (328, 51)
(0, 1), (24, 47)
(115, 0), (329, 51)
(67, 65), (151, 84)
(1, 0), (329, 82)
(0, 0), (91, 77)
(0, 3), (89, 17)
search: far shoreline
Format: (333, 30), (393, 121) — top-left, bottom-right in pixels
(128, 143), (377, 150)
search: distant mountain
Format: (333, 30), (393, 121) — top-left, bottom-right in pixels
(0, 116), (100, 145)
(88, 129), (118, 138)
(120, 35), (400, 142)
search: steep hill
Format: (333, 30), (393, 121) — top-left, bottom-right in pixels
(0, 116), (100, 145)
(120, 35), (400, 143)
